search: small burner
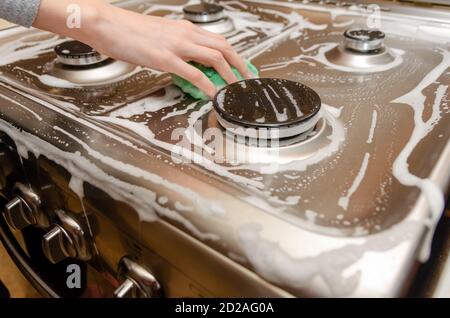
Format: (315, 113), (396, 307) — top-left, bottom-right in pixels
(213, 78), (322, 139)
(183, 3), (225, 23)
(50, 40), (135, 86)
(183, 4), (235, 34)
(54, 40), (108, 66)
(324, 28), (398, 72)
(344, 28), (385, 53)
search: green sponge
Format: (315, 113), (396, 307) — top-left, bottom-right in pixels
(171, 60), (259, 100)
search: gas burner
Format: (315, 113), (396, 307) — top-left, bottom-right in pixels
(55, 40), (108, 66)
(325, 28), (398, 71)
(344, 28), (385, 53)
(50, 40), (135, 86)
(183, 3), (235, 34)
(213, 78), (322, 139)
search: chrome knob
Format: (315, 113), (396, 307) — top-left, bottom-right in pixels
(114, 278), (137, 298)
(41, 210), (92, 264)
(114, 257), (161, 298)
(42, 225), (76, 264)
(3, 183), (48, 230)
(4, 196), (35, 230)
(344, 28), (385, 53)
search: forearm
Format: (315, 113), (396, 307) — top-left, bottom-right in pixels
(33, 0), (110, 45)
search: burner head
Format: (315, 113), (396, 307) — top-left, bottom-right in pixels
(213, 78), (322, 139)
(54, 40), (108, 66)
(344, 28), (385, 53)
(183, 3), (225, 23)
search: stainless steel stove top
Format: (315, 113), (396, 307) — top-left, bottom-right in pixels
(0, 0), (449, 297)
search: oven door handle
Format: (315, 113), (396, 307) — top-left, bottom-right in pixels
(0, 215), (61, 298)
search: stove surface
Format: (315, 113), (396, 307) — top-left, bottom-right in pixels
(0, 0), (449, 297)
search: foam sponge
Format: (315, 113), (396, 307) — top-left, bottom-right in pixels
(171, 60), (259, 100)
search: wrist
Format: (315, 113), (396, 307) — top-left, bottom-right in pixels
(76, 1), (111, 44)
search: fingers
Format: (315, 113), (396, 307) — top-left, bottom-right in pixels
(168, 57), (216, 99)
(183, 45), (238, 85)
(194, 31), (254, 79)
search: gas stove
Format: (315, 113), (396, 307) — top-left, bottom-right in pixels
(0, 0), (449, 297)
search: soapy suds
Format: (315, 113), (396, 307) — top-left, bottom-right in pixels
(234, 105), (345, 174)
(0, 92), (43, 121)
(68, 176), (85, 198)
(391, 49), (450, 261)
(238, 221), (421, 296)
(53, 125), (228, 223)
(338, 152), (370, 211)
(1, 83), (229, 240)
(366, 109), (378, 144)
(332, 20), (355, 28)
(13, 67), (81, 89)
(0, 82), (148, 155)
(0, 112), (223, 241)
(0, 32), (64, 66)
(262, 87), (288, 122)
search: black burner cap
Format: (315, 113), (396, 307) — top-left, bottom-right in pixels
(54, 40), (98, 59)
(344, 28), (385, 41)
(213, 78), (321, 129)
(54, 40), (108, 66)
(183, 3), (224, 16)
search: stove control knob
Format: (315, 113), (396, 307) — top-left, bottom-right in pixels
(3, 183), (48, 230)
(42, 209), (91, 264)
(114, 257), (161, 298)
(344, 28), (385, 53)
(4, 196), (34, 230)
(42, 225), (76, 264)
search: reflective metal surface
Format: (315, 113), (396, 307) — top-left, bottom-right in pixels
(0, 0), (449, 297)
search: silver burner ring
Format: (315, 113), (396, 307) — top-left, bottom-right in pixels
(50, 60), (135, 86)
(344, 28), (385, 53)
(183, 3), (225, 23)
(195, 17), (235, 35)
(56, 54), (109, 67)
(216, 110), (323, 140)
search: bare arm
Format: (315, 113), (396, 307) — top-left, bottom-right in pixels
(33, 0), (253, 98)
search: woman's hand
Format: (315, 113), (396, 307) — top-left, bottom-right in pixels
(34, 0), (253, 98)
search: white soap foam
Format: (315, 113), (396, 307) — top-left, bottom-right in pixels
(391, 48), (450, 261)
(338, 152), (370, 211)
(366, 109), (378, 144)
